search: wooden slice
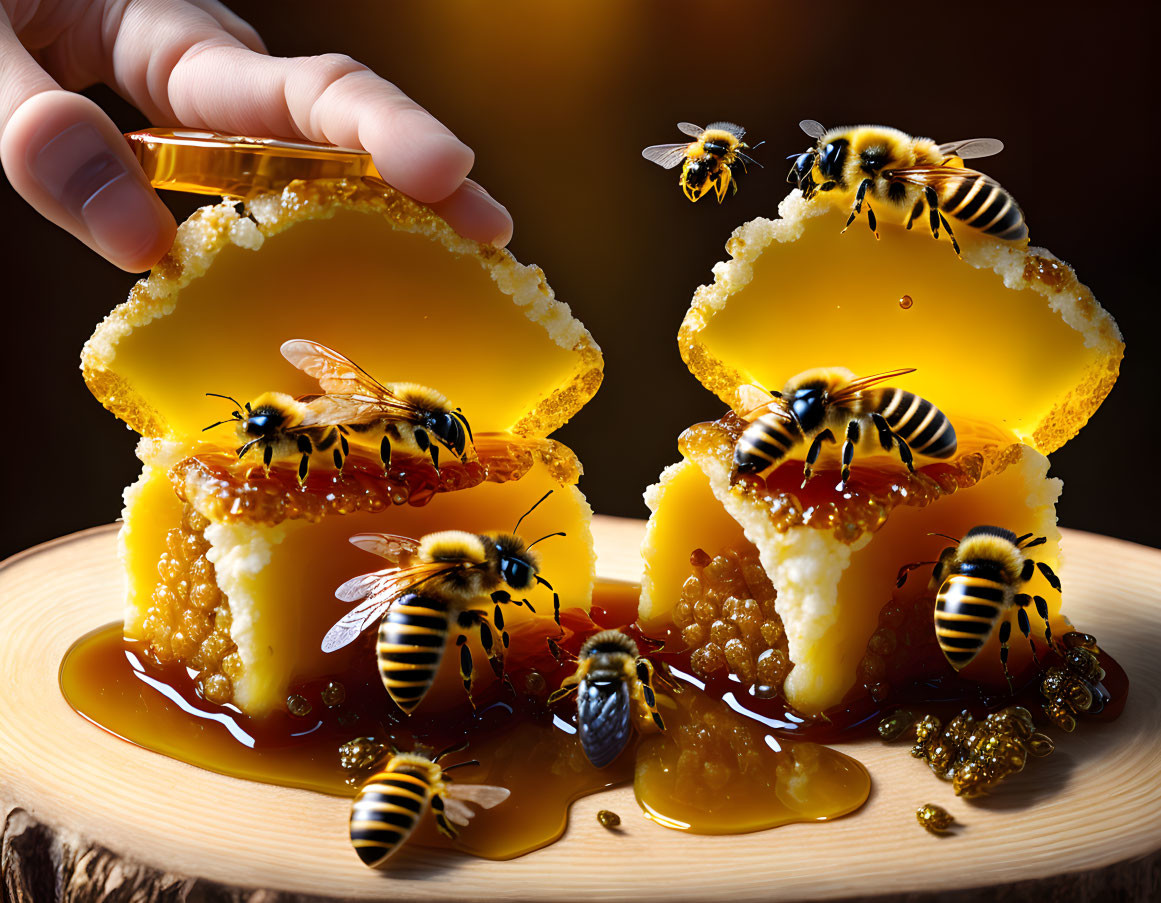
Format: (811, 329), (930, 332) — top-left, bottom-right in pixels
(2, 520), (1160, 902)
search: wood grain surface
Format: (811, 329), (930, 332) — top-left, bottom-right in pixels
(2, 519), (1160, 902)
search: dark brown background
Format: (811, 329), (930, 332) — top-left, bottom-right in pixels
(1, 0), (1157, 559)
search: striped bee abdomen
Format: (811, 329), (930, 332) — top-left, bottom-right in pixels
(349, 767), (431, 867)
(734, 414), (802, 476)
(875, 388), (957, 458)
(934, 572), (1009, 670)
(377, 592), (450, 714)
(940, 173), (1027, 241)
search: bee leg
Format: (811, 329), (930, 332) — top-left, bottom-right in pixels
(840, 419), (860, 486)
(296, 435), (314, 485)
(937, 211), (961, 256)
(430, 795), (459, 839)
(429, 442), (441, 475)
(337, 432), (350, 470)
(263, 443), (274, 469)
(547, 680), (579, 706)
(635, 658), (666, 731)
(926, 187), (942, 239)
(477, 611), (507, 679)
(1033, 594), (1057, 653)
(455, 634), (476, 710)
(1014, 595), (1043, 667)
(905, 199), (925, 231)
(842, 178), (874, 234)
(869, 412), (894, 451)
(1036, 561), (1061, 592)
(998, 617), (1015, 694)
(380, 436), (392, 473)
(801, 429), (837, 487)
(895, 559), (938, 588)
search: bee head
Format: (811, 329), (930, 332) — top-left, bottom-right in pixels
(817, 138), (849, 181)
(787, 151), (817, 196)
(790, 383), (828, 433)
(426, 410), (469, 458)
(487, 533), (538, 589)
(244, 392), (303, 437)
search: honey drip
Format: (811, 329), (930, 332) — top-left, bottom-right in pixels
(60, 583), (870, 860)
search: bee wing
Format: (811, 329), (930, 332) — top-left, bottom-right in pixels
(577, 677), (633, 769)
(829, 367), (918, 406)
(325, 561), (460, 651)
(299, 393), (419, 427)
(736, 383), (790, 422)
(280, 339), (394, 398)
(936, 138), (1004, 160)
(799, 119), (827, 139)
(642, 143), (690, 170)
(444, 782), (511, 810)
(886, 164), (998, 192)
(706, 121), (745, 140)
(348, 532), (423, 565)
(677, 122), (704, 137)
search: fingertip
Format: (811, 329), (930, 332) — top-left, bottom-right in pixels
(428, 181), (513, 248)
(362, 109), (474, 203)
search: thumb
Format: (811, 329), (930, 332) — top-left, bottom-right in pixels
(0, 59), (175, 272)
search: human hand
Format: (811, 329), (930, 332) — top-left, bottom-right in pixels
(0, 0), (513, 273)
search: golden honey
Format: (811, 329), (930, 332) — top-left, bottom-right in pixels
(125, 128), (389, 199)
(61, 582), (871, 860)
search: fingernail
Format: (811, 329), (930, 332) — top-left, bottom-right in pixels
(32, 123), (163, 262)
(462, 182), (512, 247)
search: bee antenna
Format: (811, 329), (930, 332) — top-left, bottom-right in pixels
(236, 437), (262, 459)
(534, 574), (555, 591)
(927, 532), (961, 545)
(202, 418), (237, 432)
(206, 392), (244, 410)
(433, 739), (469, 762)
(513, 490), (553, 535)
(527, 531), (566, 550)
(439, 759), (480, 775)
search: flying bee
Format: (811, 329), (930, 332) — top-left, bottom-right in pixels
(899, 526), (1063, 691)
(280, 339), (474, 473)
(643, 122), (763, 203)
(731, 367), (957, 487)
(547, 630), (666, 768)
(202, 391), (343, 483)
(323, 492), (564, 714)
(788, 120), (1026, 253)
(349, 742), (509, 868)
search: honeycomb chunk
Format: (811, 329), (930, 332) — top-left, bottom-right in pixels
(82, 178), (602, 441)
(123, 438), (595, 716)
(679, 193), (1122, 453)
(642, 434), (1062, 715)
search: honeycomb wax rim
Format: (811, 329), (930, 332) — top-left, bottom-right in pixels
(81, 177), (604, 441)
(678, 190), (1123, 456)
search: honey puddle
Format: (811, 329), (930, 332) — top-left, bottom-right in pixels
(60, 583), (870, 860)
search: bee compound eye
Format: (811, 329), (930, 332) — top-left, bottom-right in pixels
(819, 141), (846, 178)
(501, 557), (533, 589)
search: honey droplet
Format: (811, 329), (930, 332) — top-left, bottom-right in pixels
(596, 810), (622, 829)
(287, 694), (312, 717)
(321, 681), (346, 708)
(899, 294), (914, 309)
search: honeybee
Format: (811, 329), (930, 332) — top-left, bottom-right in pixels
(906, 526), (1062, 690)
(731, 367), (957, 487)
(203, 391), (344, 482)
(280, 339), (474, 472)
(350, 742), (509, 868)
(323, 492), (564, 714)
(547, 630), (666, 768)
(788, 121), (1026, 253)
(642, 122), (762, 203)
